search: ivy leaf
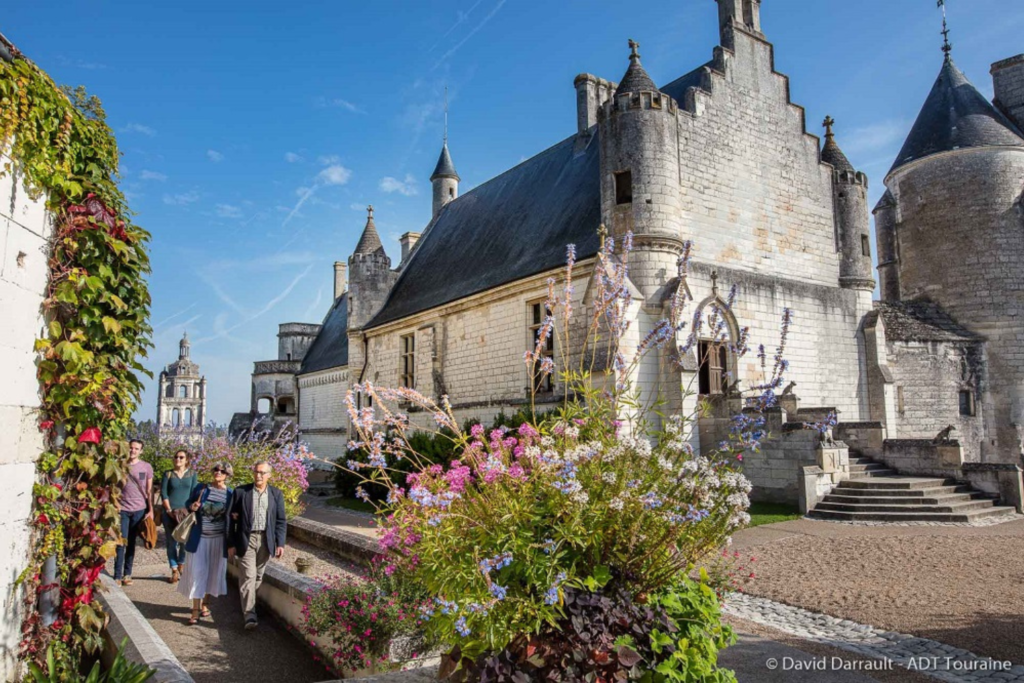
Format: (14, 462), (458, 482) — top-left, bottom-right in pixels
(108, 294), (127, 311)
(76, 602), (104, 633)
(101, 316), (121, 334)
(48, 320), (62, 338)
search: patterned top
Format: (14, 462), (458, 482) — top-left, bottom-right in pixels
(200, 487), (229, 537)
(252, 486), (269, 532)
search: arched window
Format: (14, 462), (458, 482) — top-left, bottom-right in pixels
(165, 384), (174, 398)
(179, 385), (188, 398)
(693, 295), (740, 397)
(185, 408), (193, 426)
(257, 397), (272, 414)
(172, 408), (181, 427)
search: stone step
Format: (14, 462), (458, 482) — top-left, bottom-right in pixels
(849, 457), (876, 465)
(807, 505), (1017, 523)
(813, 499), (997, 514)
(841, 477), (951, 490)
(829, 484), (970, 498)
(847, 467), (896, 477)
(822, 492), (979, 506)
(848, 462), (890, 472)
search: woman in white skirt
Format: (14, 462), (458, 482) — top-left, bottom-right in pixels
(178, 462), (233, 625)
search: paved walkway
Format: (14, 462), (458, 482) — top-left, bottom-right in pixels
(299, 494), (379, 537)
(109, 540), (332, 683)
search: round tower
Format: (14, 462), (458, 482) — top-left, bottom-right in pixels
(885, 54), (1024, 459)
(821, 116), (875, 293)
(598, 39), (682, 299)
(430, 143), (459, 220)
(872, 190), (899, 302)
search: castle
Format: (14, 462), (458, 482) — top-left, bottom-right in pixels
(157, 332), (207, 444)
(234, 0), (1024, 505)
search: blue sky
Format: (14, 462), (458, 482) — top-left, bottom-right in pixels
(4, 0), (1022, 425)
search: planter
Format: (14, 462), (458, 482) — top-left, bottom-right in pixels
(294, 557), (314, 575)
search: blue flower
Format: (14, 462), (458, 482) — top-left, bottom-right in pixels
(455, 616), (471, 637)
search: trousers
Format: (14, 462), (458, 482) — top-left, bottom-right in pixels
(238, 531), (270, 617)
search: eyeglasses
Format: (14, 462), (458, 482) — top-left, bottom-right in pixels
(212, 468), (227, 475)
(254, 471), (270, 477)
(174, 456), (187, 460)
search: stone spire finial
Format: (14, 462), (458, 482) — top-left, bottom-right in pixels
(823, 115), (835, 140)
(354, 205), (384, 255)
(367, 204), (374, 219)
(628, 39), (641, 63)
(710, 270), (719, 296)
(820, 115), (855, 173)
(614, 38), (659, 97)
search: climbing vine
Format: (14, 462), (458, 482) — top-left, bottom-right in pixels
(0, 45), (153, 671)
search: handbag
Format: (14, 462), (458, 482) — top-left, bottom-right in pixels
(172, 486), (208, 544)
(125, 470), (158, 550)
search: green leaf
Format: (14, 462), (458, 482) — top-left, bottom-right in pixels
(101, 316), (122, 334)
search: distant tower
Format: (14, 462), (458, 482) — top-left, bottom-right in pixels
(430, 89), (460, 219)
(598, 39), (682, 299)
(157, 332), (206, 443)
(821, 116), (874, 293)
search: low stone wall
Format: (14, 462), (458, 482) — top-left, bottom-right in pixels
(962, 463), (1024, 513)
(96, 575), (194, 683)
(742, 428), (821, 504)
(834, 422), (885, 458)
(878, 439), (964, 479)
(288, 516), (380, 565)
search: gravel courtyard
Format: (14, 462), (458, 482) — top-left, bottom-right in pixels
(729, 516), (1024, 664)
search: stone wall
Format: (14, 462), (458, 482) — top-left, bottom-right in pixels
(885, 340), (985, 462)
(887, 147), (1024, 461)
(0, 156), (50, 679)
(298, 367), (349, 466)
(741, 427), (822, 504)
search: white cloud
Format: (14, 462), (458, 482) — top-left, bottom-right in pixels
(207, 149), (225, 163)
(350, 202), (367, 211)
(316, 97), (365, 114)
(163, 191), (200, 205)
(317, 154), (341, 166)
(318, 165), (353, 186)
(284, 152), (304, 163)
(123, 123), (156, 136)
(379, 174), (419, 196)
(139, 170), (167, 181)
(216, 203), (244, 219)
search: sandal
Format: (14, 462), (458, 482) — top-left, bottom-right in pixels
(200, 603), (211, 618)
(188, 608), (200, 625)
(169, 568), (180, 584)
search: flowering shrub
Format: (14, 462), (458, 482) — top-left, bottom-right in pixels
(195, 426), (311, 518)
(301, 563), (430, 673)
(340, 229), (790, 675)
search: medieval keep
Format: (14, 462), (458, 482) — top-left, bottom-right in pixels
(157, 332), (207, 443)
(233, 1), (1024, 520)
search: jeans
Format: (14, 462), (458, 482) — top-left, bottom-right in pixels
(163, 515), (187, 569)
(114, 509), (146, 580)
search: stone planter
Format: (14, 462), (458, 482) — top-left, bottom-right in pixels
(294, 557), (314, 575)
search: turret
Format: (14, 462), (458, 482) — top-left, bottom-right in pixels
(430, 143), (459, 219)
(347, 205), (394, 330)
(821, 116), (874, 292)
(598, 39), (682, 298)
(716, 0), (762, 45)
(873, 191), (899, 302)
(179, 331), (190, 359)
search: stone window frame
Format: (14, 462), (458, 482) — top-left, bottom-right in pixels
(527, 299), (555, 394)
(400, 333), (416, 389)
(692, 295), (741, 398)
(614, 169), (633, 205)
(178, 385), (188, 399)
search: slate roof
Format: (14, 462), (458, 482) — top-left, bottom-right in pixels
(821, 133), (855, 173)
(889, 58), (1024, 175)
(659, 60), (712, 103)
(876, 300), (982, 342)
(354, 212), (384, 255)
(431, 143), (459, 181)
(367, 132), (602, 328)
(615, 53), (659, 97)
(299, 293), (349, 373)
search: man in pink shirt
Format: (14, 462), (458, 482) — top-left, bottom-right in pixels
(113, 438), (153, 586)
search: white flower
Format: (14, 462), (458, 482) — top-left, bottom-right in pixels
(602, 471), (617, 484)
(609, 496), (625, 511)
(541, 436), (555, 448)
(564, 426), (580, 439)
(570, 490), (589, 505)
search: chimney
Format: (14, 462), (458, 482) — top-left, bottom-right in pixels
(399, 232), (421, 262)
(574, 74), (600, 136)
(992, 54), (1024, 131)
(334, 261), (347, 299)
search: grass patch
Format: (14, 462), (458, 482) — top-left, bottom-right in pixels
(747, 501), (802, 528)
(324, 495), (379, 515)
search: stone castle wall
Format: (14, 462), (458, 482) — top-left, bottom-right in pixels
(888, 147), (1024, 460)
(0, 155), (51, 680)
(298, 368), (349, 465)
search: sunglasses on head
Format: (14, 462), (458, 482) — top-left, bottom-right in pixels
(212, 468), (227, 474)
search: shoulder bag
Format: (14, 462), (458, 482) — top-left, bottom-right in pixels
(172, 485), (208, 545)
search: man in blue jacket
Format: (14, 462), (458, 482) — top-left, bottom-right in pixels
(227, 460), (287, 630)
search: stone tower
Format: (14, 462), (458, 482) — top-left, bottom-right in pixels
(430, 142), (459, 220)
(598, 39), (682, 301)
(820, 117), (874, 294)
(992, 54), (1024, 131)
(157, 331), (207, 443)
(881, 51), (1024, 460)
(873, 190), (899, 302)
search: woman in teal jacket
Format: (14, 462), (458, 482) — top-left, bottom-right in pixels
(160, 449), (197, 584)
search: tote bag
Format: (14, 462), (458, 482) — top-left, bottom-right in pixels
(171, 486), (208, 544)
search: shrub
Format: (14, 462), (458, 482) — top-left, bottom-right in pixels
(301, 569), (429, 674)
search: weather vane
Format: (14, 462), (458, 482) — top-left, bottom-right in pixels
(938, 0), (952, 59)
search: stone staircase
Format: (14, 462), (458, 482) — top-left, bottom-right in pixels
(808, 455), (1018, 523)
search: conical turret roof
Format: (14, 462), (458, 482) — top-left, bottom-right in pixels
(820, 116), (855, 173)
(889, 58), (1024, 175)
(431, 143), (459, 181)
(354, 206), (385, 255)
(614, 39), (659, 97)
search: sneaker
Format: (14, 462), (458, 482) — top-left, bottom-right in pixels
(244, 613), (258, 631)
(121, 576), (133, 586)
